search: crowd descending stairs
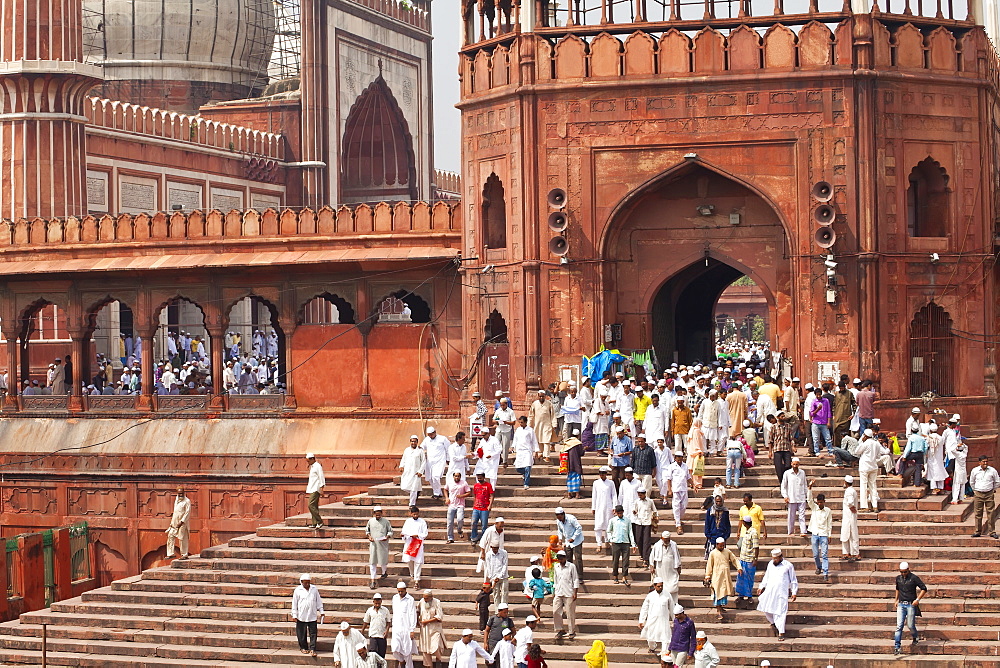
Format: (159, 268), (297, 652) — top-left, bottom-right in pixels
(1, 453), (998, 667)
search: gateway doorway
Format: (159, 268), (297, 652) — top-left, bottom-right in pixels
(651, 259), (770, 364)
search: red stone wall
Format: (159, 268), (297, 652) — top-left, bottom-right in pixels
(0, 454), (399, 586)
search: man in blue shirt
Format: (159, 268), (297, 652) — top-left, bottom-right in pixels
(555, 506), (585, 581)
(607, 504), (637, 585)
(608, 425), (633, 491)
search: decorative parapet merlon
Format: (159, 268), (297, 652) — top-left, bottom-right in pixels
(0, 202), (462, 247)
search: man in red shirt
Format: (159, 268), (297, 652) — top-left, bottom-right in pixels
(856, 380), (878, 434)
(471, 472), (494, 544)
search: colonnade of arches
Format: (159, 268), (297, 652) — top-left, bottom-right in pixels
(2, 286), (434, 400)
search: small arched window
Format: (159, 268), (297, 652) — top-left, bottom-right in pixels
(482, 173), (507, 250)
(485, 309), (508, 343)
(906, 157), (949, 237)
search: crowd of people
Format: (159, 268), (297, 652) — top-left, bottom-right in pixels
(153, 344), (997, 666)
(2, 327), (286, 397)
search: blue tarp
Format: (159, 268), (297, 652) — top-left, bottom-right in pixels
(581, 349), (628, 383)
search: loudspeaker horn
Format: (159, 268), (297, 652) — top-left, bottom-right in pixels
(815, 226), (837, 249)
(813, 204), (835, 225)
(548, 236), (569, 256)
(548, 211), (568, 232)
(811, 181), (833, 202)
(547, 188), (567, 209)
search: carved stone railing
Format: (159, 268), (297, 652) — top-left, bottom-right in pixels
(85, 395), (138, 411)
(19, 395), (70, 412)
(227, 394), (286, 411)
(152, 395), (210, 412)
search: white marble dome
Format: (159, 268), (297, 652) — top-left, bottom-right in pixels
(84, 0), (275, 91)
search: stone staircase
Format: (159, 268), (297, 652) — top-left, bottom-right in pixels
(1, 453), (998, 667)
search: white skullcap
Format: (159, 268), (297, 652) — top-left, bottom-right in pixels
(771, 548), (783, 556)
(911, 407), (920, 413)
(372, 593), (382, 599)
(555, 506), (565, 514)
(497, 603), (509, 610)
(300, 573), (311, 580)
(792, 377), (800, 382)
(599, 466), (611, 472)
(410, 434), (419, 440)
(805, 383), (814, 389)
(715, 537), (725, 543)
(624, 466), (634, 472)
(661, 530), (671, 538)
(637, 433), (647, 439)
(305, 453), (315, 459)
(899, 561), (910, 570)
(573, 429), (580, 436)
(426, 426), (436, 433)
(495, 516), (505, 523)
(356, 642), (368, 651)
(653, 577), (664, 584)
(696, 630), (706, 639)
(502, 628), (512, 636)
(674, 450), (684, 456)
(951, 413), (961, 421)
(525, 615), (538, 622)
(637, 487), (647, 493)
(495, 391), (503, 397)
(538, 389), (546, 394)
(863, 429), (874, 437)
(853, 377), (862, 383)
(529, 555), (540, 562)
(673, 604), (685, 614)
(614, 425), (626, 432)
(742, 515), (753, 522)
(743, 420), (751, 427)
(340, 621), (350, 630)
(791, 457), (800, 462)
(844, 475), (854, 483)
(929, 424), (938, 432)
(396, 581), (408, 588)
(373, 506), (383, 512)
(761, 662), (771, 667)
(462, 628), (475, 636)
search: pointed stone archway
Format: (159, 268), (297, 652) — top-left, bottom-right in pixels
(601, 159), (791, 365)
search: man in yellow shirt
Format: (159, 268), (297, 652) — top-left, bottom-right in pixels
(758, 377), (781, 408)
(738, 492), (767, 540)
(634, 387), (652, 434)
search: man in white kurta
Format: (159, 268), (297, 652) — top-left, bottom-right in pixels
(643, 394), (669, 444)
(756, 548), (798, 639)
(165, 488), (191, 558)
(475, 431), (502, 487)
(447, 630), (492, 668)
(840, 475), (860, 560)
(648, 531), (682, 611)
(447, 434), (470, 478)
(699, 390), (723, 456)
(401, 507), (429, 586)
(391, 583), (419, 668)
(528, 390), (557, 458)
(639, 577), (673, 654)
(591, 466), (617, 551)
(617, 468), (641, 517)
(399, 437), (427, 506)
(333, 621), (367, 668)
(654, 438), (673, 499)
(856, 430), (883, 512)
(665, 452), (691, 533)
(422, 427), (452, 499)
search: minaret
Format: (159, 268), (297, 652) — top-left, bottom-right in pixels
(0, 0), (102, 219)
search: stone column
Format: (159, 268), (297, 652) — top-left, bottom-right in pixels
(68, 333), (86, 412)
(282, 324), (298, 409)
(0, 0), (102, 219)
(208, 328), (225, 406)
(2, 328), (18, 409)
(138, 334), (155, 411)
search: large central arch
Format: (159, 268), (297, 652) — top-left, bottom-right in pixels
(602, 159), (791, 365)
